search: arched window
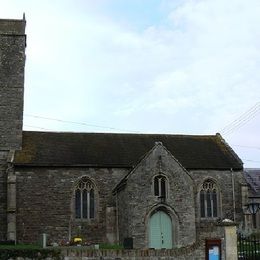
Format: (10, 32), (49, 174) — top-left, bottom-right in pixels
(154, 175), (167, 199)
(200, 180), (218, 218)
(75, 177), (95, 219)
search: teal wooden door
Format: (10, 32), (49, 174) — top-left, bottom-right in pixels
(149, 211), (173, 249)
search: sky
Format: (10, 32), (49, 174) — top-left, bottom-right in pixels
(1, 0), (260, 168)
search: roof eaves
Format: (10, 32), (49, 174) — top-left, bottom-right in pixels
(13, 163), (133, 168)
(187, 167), (243, 171)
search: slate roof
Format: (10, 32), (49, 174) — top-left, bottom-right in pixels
(244, 169), (260, 197)
(14, 131), (243, 170)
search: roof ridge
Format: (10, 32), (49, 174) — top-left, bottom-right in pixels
(22, 130), (217, 138)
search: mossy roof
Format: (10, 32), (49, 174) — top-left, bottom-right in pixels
(14, 131), (243, 170)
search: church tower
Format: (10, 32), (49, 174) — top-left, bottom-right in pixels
(0, 17), (26, 241)
(0, 17), (26, 150)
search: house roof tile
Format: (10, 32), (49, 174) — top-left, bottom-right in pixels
(244, 169), (260, 196)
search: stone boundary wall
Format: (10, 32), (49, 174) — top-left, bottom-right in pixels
(61, 239), (204, 260)
(0, 224), (238, 260)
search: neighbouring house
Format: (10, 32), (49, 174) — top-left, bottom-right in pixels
(0, 17), (247, 257)
(243, 169), (260, 230)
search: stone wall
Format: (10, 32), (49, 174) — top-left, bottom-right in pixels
(0, 18), (26, 241)
(62, 246), (205, 260)
(0, 18), (26, 150)
(61, 223), (234, 260)
(0, 151), (8, 240)
(15, 167), (127, 244)
(191, 169), (245, 224)
(117, 144), (196, 249)
(14, 156), (245, 248)
(0, 224), (238, 260)
(116, 144), (245, 249)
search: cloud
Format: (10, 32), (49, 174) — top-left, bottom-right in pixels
(1, 0), (260, 166)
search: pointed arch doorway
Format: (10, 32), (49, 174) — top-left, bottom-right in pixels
(149, 210), (173, 249)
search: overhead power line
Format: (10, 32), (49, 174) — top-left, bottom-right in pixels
(24, 124), (55, 131)
(242, 159), (260, 164)
(231, 144), (260, 150)
(220, 102), (260, 136)
(24, 119), (260, 164)
(24, 114), (140, 133)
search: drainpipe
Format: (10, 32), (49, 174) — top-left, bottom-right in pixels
(68, 216), (72, 242)
(231, 168), (236, 221)
(116, 193), (119, 243)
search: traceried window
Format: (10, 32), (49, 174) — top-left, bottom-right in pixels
(154, 175), (167, 199)
(200, 180), (218, 218)
(75, 177), (95, 219)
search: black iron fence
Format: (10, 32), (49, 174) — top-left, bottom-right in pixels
(238, 233), (260, 259)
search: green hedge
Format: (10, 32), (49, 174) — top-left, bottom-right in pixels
(0, 248), (62, 260)
(99, 243), (123, 249)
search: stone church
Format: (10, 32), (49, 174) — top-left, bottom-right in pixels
(0, 17), (246, 251)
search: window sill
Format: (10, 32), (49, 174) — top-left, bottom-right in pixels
(200, 217), (219, 222)
(73, 218), (97, 223)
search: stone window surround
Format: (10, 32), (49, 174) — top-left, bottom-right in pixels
(198, 178), (222, 220)
(72, 176), (99, 222)
(152, 173), (169, 200)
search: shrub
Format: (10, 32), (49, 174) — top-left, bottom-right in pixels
(0, 248), (62, 260)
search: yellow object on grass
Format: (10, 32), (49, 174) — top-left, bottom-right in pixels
(73, 237), (82, 243)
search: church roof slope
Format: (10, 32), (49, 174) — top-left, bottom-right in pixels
(14, 131), (243, 170)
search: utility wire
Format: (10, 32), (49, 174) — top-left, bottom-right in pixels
(24, 122), (260, 164)
(220, 102), (260, 136)
(24, 124), (55, 131)
(222, 110), (260, 136)
(242, 159), (260, 164)
(221, 102), (260, 133)
(24, 114), (140, 133)
(231, 144), (260, 150)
